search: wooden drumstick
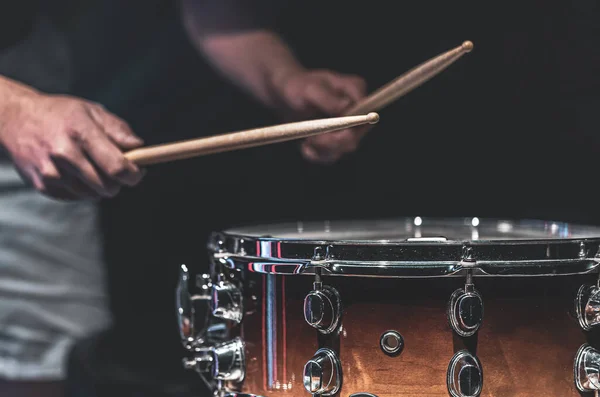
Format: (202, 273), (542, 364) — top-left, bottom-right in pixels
(344, 41), (474, 116)
(125, 112), (380, 166)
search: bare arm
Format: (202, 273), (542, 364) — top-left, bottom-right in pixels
(180, 0), (304, 109)
(180, 0), (372, 164)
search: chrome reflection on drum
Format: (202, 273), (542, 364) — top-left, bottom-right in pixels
(574, 344), (600, 392)
(303, 348), (342, 395)
(447, 350), (483, 397)
(211, 218), (600, 278)
(575, 283), (600, 331)
(176, 264), (213, 349)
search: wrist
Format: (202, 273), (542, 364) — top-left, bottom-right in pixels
(0, 76), (41, 143)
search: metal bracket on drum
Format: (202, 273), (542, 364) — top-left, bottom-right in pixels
(575, 273), (600, 332)
(447, 248), (484, 338)
(177, 264), (214, 349)
(304, 247), (342, 334)
(303, 348), (343, 396)
(574, 344), (600, 393)
(182, 338), (247, 394)
(177, 261), (250, 397)
(349, 394), (379, 397)
(447, 350), (483, 397)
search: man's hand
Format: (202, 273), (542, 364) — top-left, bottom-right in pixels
(181, 20), (373, 164)
(274, 69), (372, 164)
(0, 83), (144, 200)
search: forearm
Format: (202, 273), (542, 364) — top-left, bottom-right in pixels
(181, 0), (305, 108)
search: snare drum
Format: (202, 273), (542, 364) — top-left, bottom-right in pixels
(177, 217), (600, 397)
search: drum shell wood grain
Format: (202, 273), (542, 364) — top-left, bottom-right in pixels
(234, 273), (597, 397)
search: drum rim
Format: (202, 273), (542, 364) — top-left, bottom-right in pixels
(209, 217), (600, 277)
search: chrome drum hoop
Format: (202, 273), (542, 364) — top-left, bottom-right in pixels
(209, 218), (600, 278)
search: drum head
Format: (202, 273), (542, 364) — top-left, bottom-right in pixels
(223, 217), (600, 242)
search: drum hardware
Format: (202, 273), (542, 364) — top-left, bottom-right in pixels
(177, 264), (213, 349)
(303, 279), (341, 334)
(211, 337), (246, 382)
(448, 249), (484, 338)
(349, 394), (379, 397)
(178, 262), (249, 397)
(379, 330), (404, 356)
(221, 394), (265, 397)
(304, 247), (342, 334)
(211, 278), (244, 323)
(182, 346), (214, 373)
(574, 344), (600, 393)
(303, 283), (341, 334)
(209, 244), (245, 323)
(233, 238), (247, 257)
(447, 350), (483, 397)
(303, 348), (343, 396)
(575, 275), (600, 332)
(189, 218), (600, 396)
(182, 338), (247, 383)
(210, 233), (227, 256)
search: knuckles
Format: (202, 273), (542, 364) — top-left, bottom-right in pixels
(48, 141), (77, 161)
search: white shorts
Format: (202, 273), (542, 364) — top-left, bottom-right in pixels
(0, 165), (111, 381)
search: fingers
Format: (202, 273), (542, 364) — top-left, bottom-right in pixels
(303, 81), (351, 116)
(299, 71), (368, 117)
(45, 118), (143, 198)
(46, 135), (120, 197)
(26, 159), (98, 200)
(87, 104), (144, 149)
(282, 70), (371, 164)
(325, 73), (368, 104)
(301, 127), (367, 164)
(44, 173), (101, 200)
(76, 122), (144, 187)
(53, 156), (121, 198)
(301, 143), (342, 165)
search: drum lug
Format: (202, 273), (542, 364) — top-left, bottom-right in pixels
(575, 283), (600, 331)
(447, 350), (483, 397)
(447, 271), (483, 337)
(177, 264), (213, 350)
(303, 348), (343, 396)
(211, 337), (246, 382)
(183, 338), (247, 384)
(304, 283), (341, 334)
(182, 347), (214, 373)
(211, 279), (244, 323)
(574, 344), (600, 392)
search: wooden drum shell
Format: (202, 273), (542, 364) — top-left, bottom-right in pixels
(237, 274), (594, 397)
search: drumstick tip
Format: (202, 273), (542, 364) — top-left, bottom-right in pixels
(462, 41), (474, 53)
(366, 112), (380, 124)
